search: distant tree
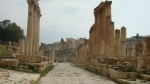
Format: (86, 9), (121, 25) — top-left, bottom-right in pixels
(61, 38), (65, 43)
(135, 33), (139, 39)
(41, 42), (45, 46)
(0, 20), (24, 44)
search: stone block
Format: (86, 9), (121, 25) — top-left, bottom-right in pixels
(16, 55), (42, 63)
(97, 63), (109, 76)
(42, 56), (49, 61)
(109, 69), (137, 79)
(0, 59), (18, 68)
(140, 74), (150, 81)
(4, 52), (15, 59)
(19, 65), (28, 69)
(104, 57), (118, 65)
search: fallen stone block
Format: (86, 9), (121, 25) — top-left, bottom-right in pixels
(0, 59), (18, 68)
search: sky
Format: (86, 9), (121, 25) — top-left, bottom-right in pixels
(0, 0), (150, 44)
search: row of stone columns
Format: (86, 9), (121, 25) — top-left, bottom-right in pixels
(19, 0), (41, 55)
(114, 27), (126, 58)
(26, 0), (41, 55)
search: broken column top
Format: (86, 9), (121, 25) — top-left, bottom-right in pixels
(115, 29), (120, 39)
(94, 1), (112, 13)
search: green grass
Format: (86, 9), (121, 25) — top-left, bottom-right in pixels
(34, 65), (54, 84)
(0, 45), (9, 59)
(126, 65), (136, 72)
(40, 65), (54, 77)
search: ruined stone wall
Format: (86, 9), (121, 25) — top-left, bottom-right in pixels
(89, 1), (114, 59)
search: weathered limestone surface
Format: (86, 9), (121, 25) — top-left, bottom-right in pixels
(114, 29), (120, 58)
(49, 48), (55, 63)
(0, 68), (39, 84)
(38, 63), (116, 84)
(18, 38), (25, 55)
(26, 0), (41, 55)
(0, 70), (9, 78)
(120, 27), (126, 57)
(35, 12), (41, 55)
(109, 69), (137, 79)
(146, 37), (150, 55)
(16, 55), (42, 63)
(42, 56), (49, 61)
(26, 0), (34, 55)
(0, 59), (18, 68)
(88, 1), (125, 60)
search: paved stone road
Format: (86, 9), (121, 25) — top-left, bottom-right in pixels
(0, 68), (39, 84)
(38, 63), (117, 84)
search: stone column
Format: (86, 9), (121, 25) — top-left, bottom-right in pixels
(35, 11), (41, 55)
(104, 2), (112, 56)
(109, 22), (114, 56)
(18, 38), (25, 55)
(51, 48), (55, 63)
(27, 0), (34, 55)
(120, 27), (126, 57)
(25, 42), (28, 55)
(114, 29), (120, 58)
(99, 11), (105, 56)
(94, 13), (99, 58)
(146, 37), (150, 55)
(32, 5), (38, 55)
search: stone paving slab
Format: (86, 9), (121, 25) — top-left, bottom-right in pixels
(38, 63), (116, 84)
(0, 68), (40, 84)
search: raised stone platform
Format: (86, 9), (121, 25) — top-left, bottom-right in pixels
(16, 55), (42, 63)
(0, 59), (18, 68)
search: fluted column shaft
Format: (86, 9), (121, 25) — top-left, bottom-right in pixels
(26, 1), (34, 55)
(32, 6), (38, 54)
(35, 12), (41, 55)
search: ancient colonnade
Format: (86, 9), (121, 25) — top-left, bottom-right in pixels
(19, 0), (41, 55)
